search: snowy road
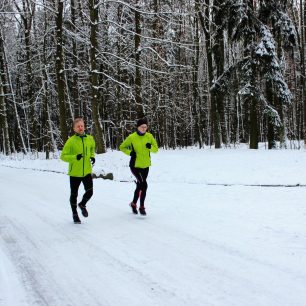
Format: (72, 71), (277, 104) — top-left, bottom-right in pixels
(1, 165), (306, 306)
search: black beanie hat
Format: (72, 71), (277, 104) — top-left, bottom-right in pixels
(136, 117), (148, 127)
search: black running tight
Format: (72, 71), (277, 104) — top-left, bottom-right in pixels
(130, 167), (149, 206)
(69, 174), (93, 212)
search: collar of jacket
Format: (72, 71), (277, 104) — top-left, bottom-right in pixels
(136, 130), (146, 136)
(76, 133), (87, 138)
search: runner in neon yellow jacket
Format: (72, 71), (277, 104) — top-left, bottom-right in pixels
(61, 133), (95, 177)
(119, 130), (158, 168)
(61, 118), (95, 224)
(119, 118), (158, 215)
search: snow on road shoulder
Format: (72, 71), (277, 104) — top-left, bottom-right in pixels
(1, 146), (306, 185)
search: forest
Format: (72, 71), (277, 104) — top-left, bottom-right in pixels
(0, 0), (305, 155)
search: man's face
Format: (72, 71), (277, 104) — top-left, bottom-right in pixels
(73, 121), (85, 135)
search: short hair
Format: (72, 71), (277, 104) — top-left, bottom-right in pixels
(73, 117), (84, 127)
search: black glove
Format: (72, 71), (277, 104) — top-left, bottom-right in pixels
(146, 143), (151, 149)
(76, 153), (83, 160)
(130, 151), (136, 158)
(90, 157), (95, 166)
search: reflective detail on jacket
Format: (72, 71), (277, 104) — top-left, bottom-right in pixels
(61, 134), (95, 177)
(119, 132), (158, 168)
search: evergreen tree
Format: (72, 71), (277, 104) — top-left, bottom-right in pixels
(211, 0), (294, 149)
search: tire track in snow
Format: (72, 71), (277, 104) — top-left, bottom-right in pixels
(0, 216), (74, 306)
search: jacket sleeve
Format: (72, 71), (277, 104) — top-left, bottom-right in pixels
(119, 135), (133, 156)
(149, 134), (158, 153)
(60, 138), (76, 163)
(90, 136), (96, 158)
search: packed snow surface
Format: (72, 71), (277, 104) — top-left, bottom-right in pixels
(1, 147), (306, 306)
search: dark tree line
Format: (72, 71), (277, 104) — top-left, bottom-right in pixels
(0, 0), (305, 156)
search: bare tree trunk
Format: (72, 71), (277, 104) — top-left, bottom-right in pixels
(249, 99), (259, 149)
(70, 0), (80, 117)
(55, 0), (69, 144)
(0, 80), (10, 155)
(249, 55), (259, 149)
(266, 79), (276, 149)
(89, 0), (105, 153)
(193, 0), (203, 148)
(134, 0), (144, 118)
(14, 0), (36, 150)
(0, 31), (11, 155)
(211, 0), (224, 148)
(40, 5), (57, 157)
(275, 29), (287, 148)
(301, 0), (306, 146)
(198, 0), (213, 146)
(2, 35), (27, 153)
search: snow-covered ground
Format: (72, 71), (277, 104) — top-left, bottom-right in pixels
(1, 147), (306, 306)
